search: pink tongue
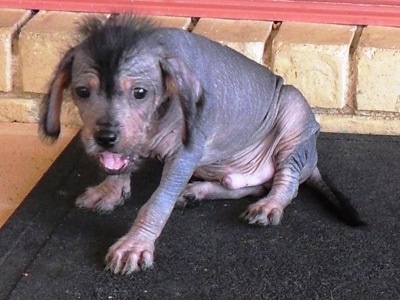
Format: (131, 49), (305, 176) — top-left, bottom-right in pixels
(99, 152), (130, 171)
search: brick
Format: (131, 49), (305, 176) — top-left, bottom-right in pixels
(152, 16), (192, 30)
(192, 18), (272, 64)
(19, 11), (92, 94)
(356, 26), (400, 112)
(0, 9), (31, 92)
(0, 98), (39, 123)
(316, 113), (400, 135)
(0, 97), (81, 126)
(272, 22), (356, 109)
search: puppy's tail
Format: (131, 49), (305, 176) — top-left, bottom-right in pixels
(306, 167), (366, 227)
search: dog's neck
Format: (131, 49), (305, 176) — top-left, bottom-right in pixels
(141, 97), (185, 161)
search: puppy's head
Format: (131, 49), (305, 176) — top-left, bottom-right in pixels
(39, 15), (203, 174)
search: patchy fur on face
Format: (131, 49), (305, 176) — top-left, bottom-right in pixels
(67, 16), (184, 174)
(40, 14), (203, 176)
(79, 16), (156, 99)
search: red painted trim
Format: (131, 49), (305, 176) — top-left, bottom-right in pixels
(1, 0), (400, 27)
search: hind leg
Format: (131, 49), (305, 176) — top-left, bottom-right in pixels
(177, 181), (265, 207)
(241, 138), (317, 225)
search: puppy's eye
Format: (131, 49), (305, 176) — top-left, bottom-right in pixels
(132, 87), (147, 100)
(75, 86), (91, 98)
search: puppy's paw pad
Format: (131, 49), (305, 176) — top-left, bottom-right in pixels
(176, 182), (207, 208)
(240, 201), (284, 226)
(105, 237), (155, 275)
(176, 193), (201, 208)
(76, 186), (128, 213)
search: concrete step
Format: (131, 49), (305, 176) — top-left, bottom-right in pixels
(0, 123), (77, 227)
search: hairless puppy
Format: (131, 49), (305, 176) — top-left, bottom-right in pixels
(40, 15), (363, 275)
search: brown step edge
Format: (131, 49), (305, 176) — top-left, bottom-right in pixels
(0, 123), (79, 227)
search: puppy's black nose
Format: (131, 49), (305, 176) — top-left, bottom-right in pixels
(95, 130), (119, 148)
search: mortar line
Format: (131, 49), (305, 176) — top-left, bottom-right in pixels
(347, 25), (364, 113)
(264, 21), (281, 68)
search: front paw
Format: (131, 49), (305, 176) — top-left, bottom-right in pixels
(105, 234), (155, 275)
(240, 200), (284, 226)
(76, 176), (131, 213)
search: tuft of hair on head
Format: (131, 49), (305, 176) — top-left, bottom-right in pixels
(78, 14), (156, 39)
(76, 14), (157, 99)
(78, 15), (107, 38)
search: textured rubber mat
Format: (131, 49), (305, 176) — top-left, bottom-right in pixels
(0, 133), (399, 299)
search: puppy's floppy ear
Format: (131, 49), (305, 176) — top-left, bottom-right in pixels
(160, 57), (203, 146)
(39, 47), (75, 143)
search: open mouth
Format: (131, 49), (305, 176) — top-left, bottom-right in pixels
(99, 151), (131, 173)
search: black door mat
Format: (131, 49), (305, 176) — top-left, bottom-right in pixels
(1, 133), (399, 299)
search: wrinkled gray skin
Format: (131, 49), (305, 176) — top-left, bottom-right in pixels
(39, 16), (356, 275)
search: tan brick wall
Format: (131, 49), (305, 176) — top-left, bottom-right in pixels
(272, 22), (356, 110)
(356, 26), (400, 113)
(0, 10), (399, 135)
(0, 9), (31, 92)
(19, 11), (92, 94)
(192, 18), (272, 64)
(152, 15), (192, 30)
